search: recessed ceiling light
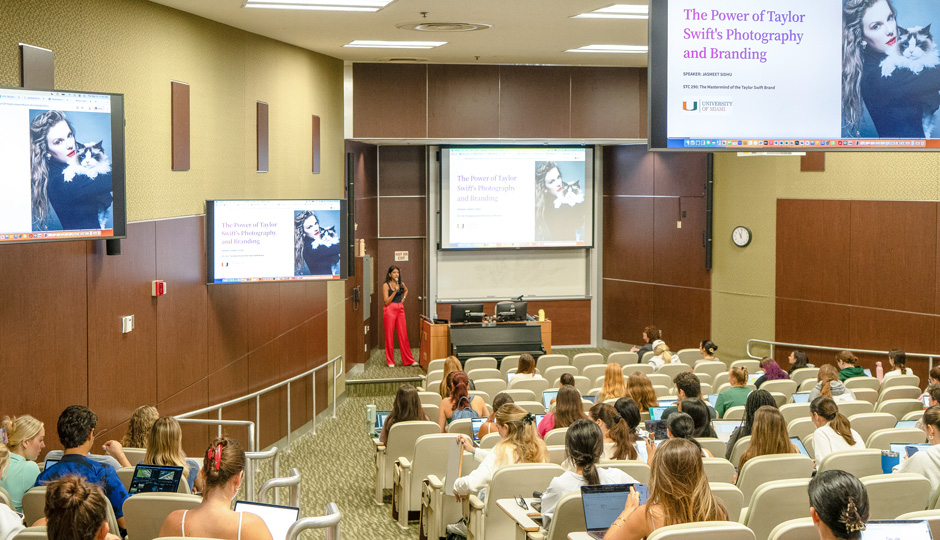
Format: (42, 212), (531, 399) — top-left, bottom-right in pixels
(396, 22), (492, 32)
(574, 4), (649, 19)
(345, 40), (447, 49)
(566, 44), (648, 54)
(243, 0), (394, 12)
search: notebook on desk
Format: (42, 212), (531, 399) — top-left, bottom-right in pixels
(234, 500), (300, 540)
(127, 464), (183, 495)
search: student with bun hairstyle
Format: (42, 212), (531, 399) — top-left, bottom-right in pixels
(0, 414), (45, 512)
(44, 475), (119, 540)
(159, 437), (273, 540)
(597, 363), (627, 403)
(809, 364), (856, 402)
(810, 397), (863, 463)
(882, 349), (909, 381)
(808, 470), (869, 540)
(836, 350), (866, 381)
(696, 340), (719, 366)
(539, 419), (637, 528)
(714, 367), (751, 418)
(590, 403), (638, 460)
(626, 372), (658, 413)
(604, 438), (727, 540)
(0, 443), (25, 540)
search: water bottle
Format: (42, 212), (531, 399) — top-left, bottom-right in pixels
(366, 404), (377, 433)
(538, 309), (545, 322)
(875, 361), (884, 382)
(881, 449), (900, 473)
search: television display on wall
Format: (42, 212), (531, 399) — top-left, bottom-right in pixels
(440, 146), (594, 249)
(206, 199), (347, 284)
(649, 0), (940, 151)
(0, 86), (126, 243)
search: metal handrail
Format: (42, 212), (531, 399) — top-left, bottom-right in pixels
(245, 447), (279, 502)
(746, 339), (938, 371)
(258, 467), (301, 508)
(176, 355), (343, 450)
(286, 503), (341, 540)
(174, 418), (258, 499)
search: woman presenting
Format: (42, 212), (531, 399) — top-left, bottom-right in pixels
(382, 265), (416, 367)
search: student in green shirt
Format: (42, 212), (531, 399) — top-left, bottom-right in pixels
(836, 350), (867, 382)
(714, 367), (752, 418)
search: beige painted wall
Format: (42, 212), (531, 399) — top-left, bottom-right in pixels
(711, 152), (940, 361)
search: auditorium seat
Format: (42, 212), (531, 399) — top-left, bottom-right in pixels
(702, 457), (735, 484)
(786, 417), (815, 441)
(724, 406), (746, 420)
(500, 356), (520, 378)
(780, 403), (810, 425)
(862, 473), (931, 518)
(374, 420), (440, 504)
(473, 379), (507, 399)
(599, 460), (651, 483)
(788, 368), (819, 388)
(423, 450), (481, 540)
(117, 466), (134, 490)
(121, 447), (146, 467)
(701, 382), (714, 396)
(769, 392), (787, 408)
(467, 463), (564, 540)
(555, 375), (590, 396)
(730, 359), (760, 373)
(760, 380), (797, 397)
(531, 491), (585, 540)
(740, 478), (811, 540)
(11, 527), (47, 540)
(467, 367), (501, 381)
(427, 358), (447, 373)
(877, 399), (927, 421)
(515, 401), (547, 415)
(546, 445), (566, 465)
(697, 439), (728, 460)
(708, 484), (745, 526)
(853, 387), (879, 406)
(713, 372), (730, 388)
(464, 357), (498, 371)
(393, 433), (459, 529)
(581, 364), (606, 382)
(572, 352), (604, 371)
(544, 428), (567, 446)
(543, 365), (577, 383)
(640, 351), (655, 364)
(844, 377), (881, 392)
(836, 400), (874, 417)
(124, 492), (202, 540)
(418, 391), (441, 406)
(816, 449), (882, 478)
(648, 521), (756, 540)
(581, 400), (593, 413)
(422, 403), (439, 421)
(471, 390), (491, 406)
(646, 373), (672, 387)
(509, 377), (550, 395)
(624, 364), (655, 376)
(694, 362), (728, 382)
(697, 373), (714, 386)
(608, 351), (638, 365)
(653, 385), (671, 398)
(536, 354), (569, 372)
(728, 436), (751, 469)
(767, 518), (815, 540)
(850, 413), (904, 441)
(447, 419), (474, 439)
(881, 374), (921, 391)
(426, 373), (444, 393)
(877, 386), (924, 405)
(658, 363), (692, 379)
(479, 432), (501, 449)
(735, 454), (813, 503)
(676, 349), (703, 364)
(501, 389), (537, 402)
(797, 379), (817, 392)
(904, 409), (925, 422)
(0, 487), (12, 512)
(23, 486), (120, 537)
(865, 427), (926, 451)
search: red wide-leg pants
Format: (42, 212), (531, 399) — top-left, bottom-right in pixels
(383, 302), (415, 366)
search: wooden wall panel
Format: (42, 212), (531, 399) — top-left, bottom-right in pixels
(156, 379), (210, 458)
(775, 298), (851, 351)
(207, 355), (252, 442)
(87, 221), (158, 435)
(603, 197), (655, 283)
(499, 66), (571, 138)
(346, 141), (379, 351)
(379, 146), (426, 196)
(247, 283), (280, 351)
(601, 280), (656, 346)
(379, 197), (426, 238)
(428, 64), (500, 139)
(603, 145), (654, 196)
(248, 339), (285, 449)
(849, 201), (937, 313)
(848, 306), (937, 377)
(652, 285), (711, 350)
(155, 217), (208, 402)
(653, 197), (710, 289)
(378, 238), (426, 351)
(352, 63), (427, 138)
(207, 285), (249, 374)
(278, 282), (319, 336)
(571, 67), (639, 139)
(345, 257), (365, 371)
(776, 199), (852, 304)
(654, 153), (707, 197)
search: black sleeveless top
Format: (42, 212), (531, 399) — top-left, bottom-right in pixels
(388, 283), (404, 303)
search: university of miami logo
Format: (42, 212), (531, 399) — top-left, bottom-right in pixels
(683, 101), (698, 111)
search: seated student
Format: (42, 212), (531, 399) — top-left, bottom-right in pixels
(736, 406), (798, 471)
(647, 340), (677, 372)
(895, 405), (940, 494)
(695, 339), (719, 366)
(373, 384), (430, 445)
(437, 372), (488, 431)
(836, 351), (866, 381)
(724, 390), (776, 461)
(629, 325), (660, 359)
(677, 399), (716, 440)
(714, 367), (752, 418)
(808, 364), (856, 403)
(603, 438), (727, 540)
(808, 470), (870, 540)
(646, 412), (713, 463)
(119, 405), (159, 450)
(754, 357), (789, 388)
(589, 403), (639, 460)
(810, 397), (863, 464)
(625, 372), (658, 413)
(597, 363), (627, 403)
(661, 372), (717, 421)
(478, 393), (514, 439)
(0, 414), (45, 512)
(36, 406), (129, 532)
(0, 443), (25, 540)
(881, 349), (910, 381)
(549, 373), (576, 409)
(509, 354), (544, 384)
(159, 438), (273, 540)
(439, 356), (475, 398)
(915, 388), (940, 432)
(538, 386), (587, 438)
(787, 350), (814, 375)
(614, 398), (649, 439)
(539, 419), (638, 528)
(105, 416), (203, 493)
(45, 476), (121, 540)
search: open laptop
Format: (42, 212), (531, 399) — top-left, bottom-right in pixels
(583, 394), (597, 404)
(712, 420), (741, 443)
(862, 519), (932, 540)
(581, 484), (649, 539)
(790, 436), (810, 458)
(542, 390), (558, 409)
(706, 394), (719, 408)
(534, 413), (546, 426)
(657, 397), (677, 407)
(747, 371), (763, 385)
(234, 500), (301, 540)
(791, 392), (811, 403)
(472, 417), (485, 441)
(863, 368), (873, 377)
(889, 443), (932, 460)
(896, 419), (920, 429)
(648, 406), (668, 421)
(43, 457), (60, 471)
(127, 463), (184, 495)
(374, 410), (391, 437)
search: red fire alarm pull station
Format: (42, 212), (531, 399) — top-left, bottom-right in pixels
(152, 280), (166, 297)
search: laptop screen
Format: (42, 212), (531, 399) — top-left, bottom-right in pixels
(472, 417), (485, 441)
(790, 436), (810, 458)
(649, 406), (668, 421)
(895, 420), (920, 429)
(861, 519), (933, 540)
(657, 397), (677, 407)
(863, 368), (873, 377)
(43, 457), (60, 471)
(128, 464), (183, 495)
(712, 420), (741, 442)
(791, 392), (811, 403)
(535, 414), (546, 427)
(889, 443), (932, 459)
(706, 394), (718, 408)
(234, 501), (301, 540)
(748, 371), (763, 385)
(375, 411), (391, 434)
(583, 395), (597, 404)
(581, 484), (648, 531)
(924, 395), (932, 408)
(542, 390), (558, 410)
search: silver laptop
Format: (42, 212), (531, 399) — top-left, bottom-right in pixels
(234, 501), (300, 540)
(712, 420), (741, 443)
(791, 392), (811, 403)
(862, 519), (932, 539)
(581, 484), (648, 539)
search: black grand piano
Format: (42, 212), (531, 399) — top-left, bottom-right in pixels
(448, 323), (545, 366)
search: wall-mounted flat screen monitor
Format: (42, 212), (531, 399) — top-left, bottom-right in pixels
(495, 301), (527, 321)
(649, 0), (940, 151)
(440, 146), (594, 248)
(0, 86), (126, 244)
(206, 199), (347, 284)
(450, 303), (485, 323)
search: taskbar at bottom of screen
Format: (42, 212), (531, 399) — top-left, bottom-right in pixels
(0, 229), (113, 242)
(670, 138), (934, 149)
(215, 275), (341, 284)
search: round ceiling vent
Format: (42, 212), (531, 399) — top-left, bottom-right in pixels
(381, 57), (430, 63)
(396, 22), (492, 32)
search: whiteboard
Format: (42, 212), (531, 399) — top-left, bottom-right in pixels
(436, 249), (589, 300)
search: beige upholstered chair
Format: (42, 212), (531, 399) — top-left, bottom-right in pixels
(374, 420), (440, 504)
(816, 449), (883, 478)
(608, 351), (639, 365)
(702, 457), (735, 484)
(124, 492), (202, 540)
(767, 518), (816, 540)
(648, 521), (756, 540)
(735, 454), (813, 502)
(571, 353), (604, 371)
(861, 473), (931, 518)
(466, 463), (565, 540)
(740, 478), (812, 540)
